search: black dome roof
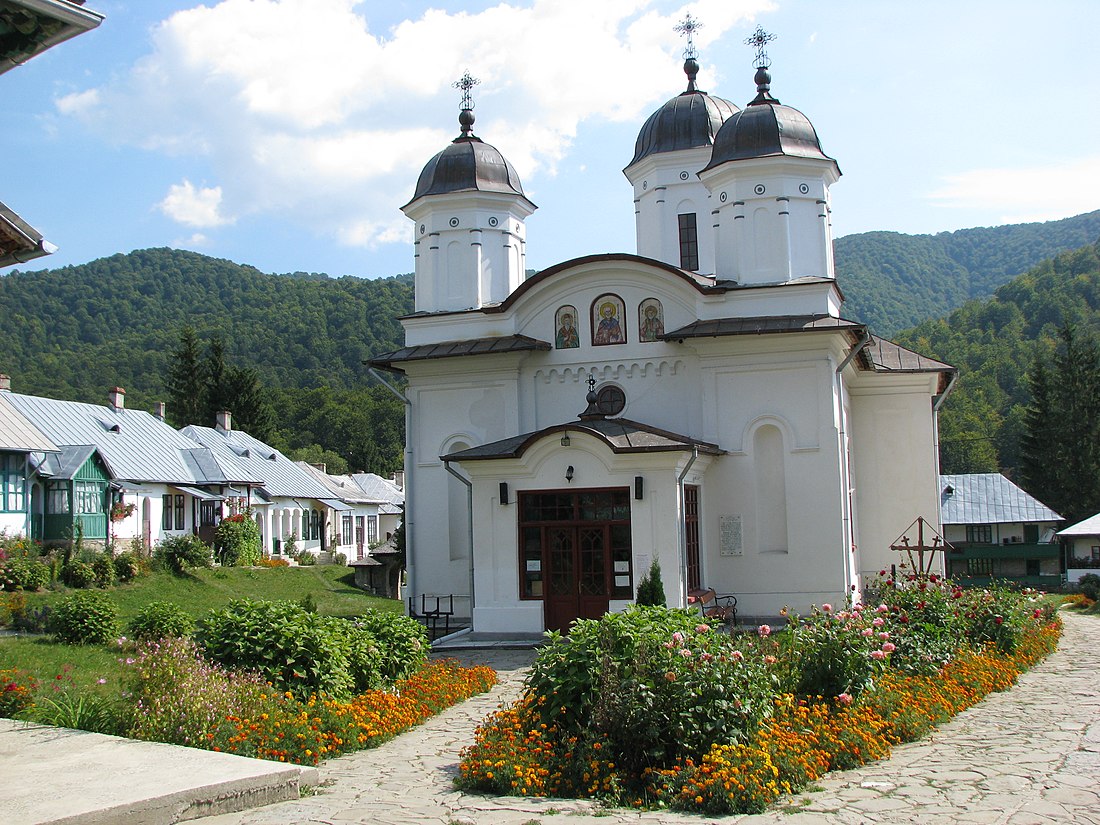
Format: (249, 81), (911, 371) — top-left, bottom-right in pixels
(703, 67), (836, 173)
(405, 127), (529, 209)
(627, 57), (738, 168)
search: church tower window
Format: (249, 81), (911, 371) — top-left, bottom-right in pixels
(677, 212), (699, 271)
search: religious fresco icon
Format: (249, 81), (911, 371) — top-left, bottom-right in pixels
(591, 294), (626, 346)
(555, 305), (579, 349)
(638, 298), (665, 342)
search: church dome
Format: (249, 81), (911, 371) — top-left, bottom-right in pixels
(405, 108), (528, 208)
(702, 65), (836, 172)
(628, 57), (738, 168)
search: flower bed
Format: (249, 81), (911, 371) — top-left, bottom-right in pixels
(457, 576), (1061, 814)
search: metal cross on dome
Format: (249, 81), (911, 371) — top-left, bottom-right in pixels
(674, 13), (702, 60)
(744, 25), (777, 69)
(453, 70), (480, 112)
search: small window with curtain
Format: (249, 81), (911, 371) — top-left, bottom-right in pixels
(310, 510), (320, 541)
(174, 494), (185, 530)
(367, 515), (378, 545)
(162, 495), (172, 529)
(342, 514), (353, 545)
(200, 501), (217, 526)
(678, 212), (699, 271)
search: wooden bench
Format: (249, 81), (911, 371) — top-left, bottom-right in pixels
(687, 587), (738, 627)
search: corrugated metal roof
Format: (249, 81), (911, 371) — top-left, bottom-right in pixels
(1058, 513), (1100, 537)
(181, 426), (332, 499)
(940, 473), (1062, 525)
(34, 444), (99, 480)
(443, 417), (722, 461)
(5, 392), (228, 484)
(350, 473), (405, 506)
(0, 393), (57, 452)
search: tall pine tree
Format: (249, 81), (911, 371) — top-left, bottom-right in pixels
(1021, 326), (1100, 522)
(165, 326), (205, 427)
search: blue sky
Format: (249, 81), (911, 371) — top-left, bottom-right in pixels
(4, 0), (1099, 279)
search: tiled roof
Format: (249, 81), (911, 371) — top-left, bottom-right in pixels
(0, 394), (57, 452)
(368, 335), (550, 371)
(443, 417), (722, 461)
(940, 474), (1062, 525)
(663, 314), (862, 340)
(181, 426), (331, 499)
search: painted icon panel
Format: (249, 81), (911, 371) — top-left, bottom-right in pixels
(638, 297), (665, 342)
(555, 305), (580, 349)
(591, 294), (626, 346)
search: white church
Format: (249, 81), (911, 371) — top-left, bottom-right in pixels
(370, 28), (955, 633)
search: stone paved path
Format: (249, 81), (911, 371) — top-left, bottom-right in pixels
(199, 611), (1100, 825)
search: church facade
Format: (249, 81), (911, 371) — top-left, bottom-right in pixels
(371, 43), (955, 633)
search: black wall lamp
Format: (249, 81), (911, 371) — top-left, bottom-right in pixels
(499, 482), (509, 505)
(635, 476), (643, 500)
(565, 465), (574, 482)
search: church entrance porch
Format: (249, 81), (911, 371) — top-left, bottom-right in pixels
(519, 489), (633, 632)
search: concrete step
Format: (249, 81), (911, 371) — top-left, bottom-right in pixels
(0, 719), (317, 825)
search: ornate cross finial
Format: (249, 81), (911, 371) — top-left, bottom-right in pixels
(586, 374), (597, 393)
(744, 25), (776, 69)
(675, 13), (703, 60)
(453, 70), (480, 112)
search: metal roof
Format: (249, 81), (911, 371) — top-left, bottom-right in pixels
(940, 474), (1062, 526)
(0, 0), (104, 76)
(404, 135), (533, 210)
(296, 463), (393, 506)
(0, 200), (54, 268)
(863, 336), (954, 374)
(369, 334), (550, 372)
(350, 473), (405, 507)
(0, 393), (57, 452)
(5, 392), (237, 484)
(442, 417), (722, 461)
(1058, 513), (1100, 537)
(181, 425), (332, 499)
(34, 444), (98, 480)
(628, 88), (738, 168)
(663, 314), (861, 340)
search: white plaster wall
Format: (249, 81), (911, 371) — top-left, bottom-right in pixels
(459, 435), (701, 633)
(849, 375), (944, 582)
(0, 513), (26, 536)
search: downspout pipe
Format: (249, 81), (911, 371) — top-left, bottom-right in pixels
(368, 367), (414, 608)
(443, 460), (475, 623)
(677, 446), (699, 608)
(835, 329), (873, 594)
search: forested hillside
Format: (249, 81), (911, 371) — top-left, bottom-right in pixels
(896, 240), (1100, 495)
(0, 248), (414, 473)
(835, 209), (1100, 335)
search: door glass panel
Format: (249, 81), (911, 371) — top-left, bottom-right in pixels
(547, 527), (574, 596)
(578, 527), (606, 596)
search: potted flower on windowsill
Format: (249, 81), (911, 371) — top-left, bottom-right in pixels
(110, 501), (136, 522)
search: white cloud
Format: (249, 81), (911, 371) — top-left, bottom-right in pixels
(56, 0), (773, 250)
(927, 156), (1100, 224)
(159, 180), (233, 228)
(175, 233), (211, 248)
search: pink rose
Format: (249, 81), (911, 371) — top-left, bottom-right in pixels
(881, 642), (896, 653)
(696, 624), (711, 634)
(872, 617), (885, 627)
(837, 692), (853, 706)
(732, 650), (745, 661)
(757, 624), (772, 637)
(821, 603), (832, 613)
(861, 628), (873, 637)
(878, 631), (890, 640)
(679, 648), (693, 658)
(870, 650), (887, 660)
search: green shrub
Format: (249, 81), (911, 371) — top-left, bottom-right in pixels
(1, 556), (50, 591)
(128, 601), (195, 641)
(782, 604), (887, 699)
(526, 607), (776, 776)
(50, 590), (120, 645)
(635, 559), (666, 607)
(91, 553), (116, 588)
(195, 599), (384, 700)
(354, 610), (428, 683)
(295, 549), (316, 566)
(22, 692), (128, 736)
(214, 514), (261, 567)
(155, 534), (212, 574)
(113, 551), (141, 583)
(1078, 573), (1100, 602)
(61, 559), (97, 589)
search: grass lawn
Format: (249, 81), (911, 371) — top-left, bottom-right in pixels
(1, 565), (403, 692)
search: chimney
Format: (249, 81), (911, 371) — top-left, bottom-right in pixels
(216, 410), (232, 433)
(0, 374), (10, 392)
(392, 470), (404, 490)
(109, 386), (125, 411)
(310, 462), (327, 473)
(152, 402), (166, 421)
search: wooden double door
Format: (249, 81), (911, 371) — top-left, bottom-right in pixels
(519, 489), (632, 633)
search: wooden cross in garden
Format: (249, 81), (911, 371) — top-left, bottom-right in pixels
(889, 516), (953, 576)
